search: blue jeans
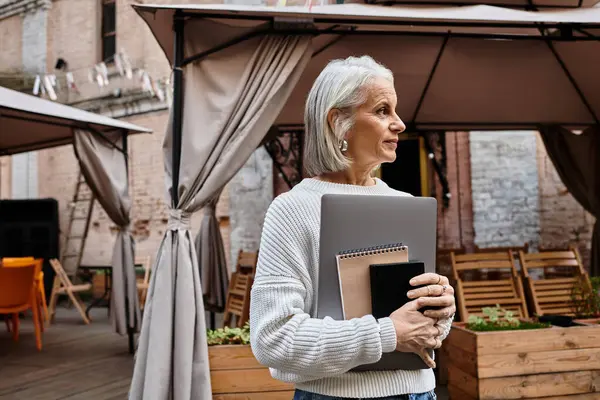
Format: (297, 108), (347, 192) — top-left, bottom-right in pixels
(292, 388), (437, 400)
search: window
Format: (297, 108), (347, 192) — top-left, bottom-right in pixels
(101, 0), (116, 62)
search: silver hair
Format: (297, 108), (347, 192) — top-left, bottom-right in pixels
(303, 55), (394, 177)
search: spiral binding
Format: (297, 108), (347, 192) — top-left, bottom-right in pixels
(338, 242), (406, 259)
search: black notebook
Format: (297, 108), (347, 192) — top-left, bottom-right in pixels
(370, 261), (429, 318)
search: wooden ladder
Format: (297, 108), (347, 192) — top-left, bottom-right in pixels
(60, 170), (95, 276)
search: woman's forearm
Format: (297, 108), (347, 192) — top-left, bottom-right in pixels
(250, 277), (397, 379)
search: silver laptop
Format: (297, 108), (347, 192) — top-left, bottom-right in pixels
(318, 194), (438, 371)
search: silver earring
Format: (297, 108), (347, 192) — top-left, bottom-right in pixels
(339, 139), (348, 152)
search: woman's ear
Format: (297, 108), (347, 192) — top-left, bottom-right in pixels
(327, 109), (340, 134)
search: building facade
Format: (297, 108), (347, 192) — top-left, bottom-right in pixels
(0, 0), (594, 273)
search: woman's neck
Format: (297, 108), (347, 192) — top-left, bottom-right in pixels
(317, 168), (376, 187)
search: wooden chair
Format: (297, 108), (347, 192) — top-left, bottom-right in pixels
(48, 259), (91, 324)
(436, 247), (465, 279)
(537, 244), (580, 278)
(473, 243), (529, 280)
(222, 271), (253, 328)
(0, 260), (43, 350)
(135, 256), (152, 310)
(236, 250), (258, 275)
(474, 243), (529, 255)
(451, 251), (529, 321)
(519, 248), (590, 317)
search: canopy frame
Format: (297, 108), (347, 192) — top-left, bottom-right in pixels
(170, 11), (600, 131)
(0, 115), (129, 156)
(171, 10), (185, 207)
(365, 0), (591, 9)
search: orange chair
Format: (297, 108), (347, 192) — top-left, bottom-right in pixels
(0, 260), (43, 350)
(3, 258), (48, 332)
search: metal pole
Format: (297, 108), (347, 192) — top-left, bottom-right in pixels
(122, 130), (135, 355)
(169, 12), (185, 393)
(172, 11), (185, 207)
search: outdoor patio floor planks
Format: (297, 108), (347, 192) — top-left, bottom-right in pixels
(0, 308), (133, 400)
(0, 307), (449, 400)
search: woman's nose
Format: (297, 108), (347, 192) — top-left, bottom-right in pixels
(390, 115), (406, 134)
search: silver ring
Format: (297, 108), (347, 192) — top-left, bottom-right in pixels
(436, 275), (442, 284)
(442, 285), (447, 294)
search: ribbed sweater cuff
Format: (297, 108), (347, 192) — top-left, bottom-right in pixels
(378, 317), (397, 353)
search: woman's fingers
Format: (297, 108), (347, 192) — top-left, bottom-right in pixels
(415, 295), (454, 310)
(410, 273), (449, 287)
(407, 283), (454, 299)
(417, 347), (436, 369)
(424, 305), (456, 320)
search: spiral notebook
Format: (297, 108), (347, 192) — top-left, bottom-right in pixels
(336, 243), (409, 320)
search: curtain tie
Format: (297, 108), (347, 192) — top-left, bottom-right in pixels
(168, 209), (191, 230)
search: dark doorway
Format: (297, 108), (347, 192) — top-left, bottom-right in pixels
(380, 136), (427, 197)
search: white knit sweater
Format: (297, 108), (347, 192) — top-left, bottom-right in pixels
(249, 177), (453, 398)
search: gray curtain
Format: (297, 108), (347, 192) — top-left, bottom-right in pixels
(194, 193), (228, 313)
(539, 125), (600, 276)
(129, 34), (312, 399)
(73, 129), (140, 335)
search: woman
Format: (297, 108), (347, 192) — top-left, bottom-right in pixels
(249, 55), (456, 400)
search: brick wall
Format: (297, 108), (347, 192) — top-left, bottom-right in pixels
(46, 0), (98, 73)
(470, 131), (540, 249)
(13, 5), (49, 200)
(436, 132), (474, 252)
(0, 15), (22, 72)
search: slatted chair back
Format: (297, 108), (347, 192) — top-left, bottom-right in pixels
(473, 243), (529, 280)
(519, 248), (590, 317)
(236, 250), (258, 275)
(222, 272), (253, 328)
(451, 251), (529, 321)
(436, 246), (466, 278)
(474, 243), (529, 255)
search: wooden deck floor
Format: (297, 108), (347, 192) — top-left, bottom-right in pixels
(0, 307), (449, 400)
(0, 308), (133, 400)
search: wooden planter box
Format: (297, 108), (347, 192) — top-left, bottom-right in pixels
(443, 322), (600, 399)
(574, 318), (600, 326)
(208, 344), (294, 399)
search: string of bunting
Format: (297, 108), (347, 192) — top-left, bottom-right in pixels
(31, 48), (170, 104)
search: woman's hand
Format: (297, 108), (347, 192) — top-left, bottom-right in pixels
(407, 273), (456, 320)
(387, 273), (456, 367)
(388, 296), (451, 368)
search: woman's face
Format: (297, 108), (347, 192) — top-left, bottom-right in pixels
(342, 77), (406, 169)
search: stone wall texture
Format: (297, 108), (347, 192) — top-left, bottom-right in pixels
(470, 131), (541, 249)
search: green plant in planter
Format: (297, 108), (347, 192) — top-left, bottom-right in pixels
(571, 276), (600, 318)
(206, 323), (250, 346)
(467, 305), (550, 332)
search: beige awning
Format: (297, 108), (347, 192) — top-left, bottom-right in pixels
(367, 0), (599, 7)
(0, 86), (151, 155)
(133, 2), (600, 130)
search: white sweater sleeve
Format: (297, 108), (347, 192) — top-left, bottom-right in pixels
(249, 199), (397, 381)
